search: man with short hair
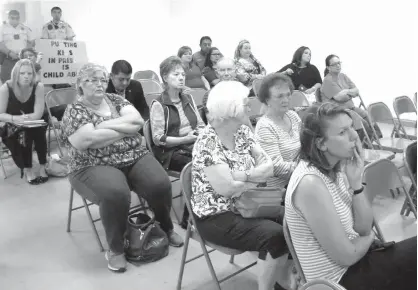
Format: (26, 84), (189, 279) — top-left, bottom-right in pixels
(192, 36), (212, 71)
(41, 7), (75, 40)
(0, 10), (34, 83)
(106, 60), (149, 122)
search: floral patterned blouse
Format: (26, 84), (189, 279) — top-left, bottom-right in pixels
(191, 124), (256, 218)
(236, 57), (266, 88)
(61, 93), (148, 173)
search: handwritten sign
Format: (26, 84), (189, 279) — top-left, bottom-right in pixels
(35, 39), (88, 85)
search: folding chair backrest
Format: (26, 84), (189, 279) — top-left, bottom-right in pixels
(252, 78), (263, 97)
(248, 97), (264, 118)
(143, 120), (154, 154)
(134, 70), (160, 82)
(348, 110), (373, 147)
(393, 96), (417, 117)
(414, 92), (417, 108)
(180, 162), (202, 231)
(367, 102), (395, 125)
(186, 88), (207, 107)
(45, 88), (78, 108)
(363, 159), (405, 203)
(283, 218), (306, 284)
(404, 141), (417, 189)
(145, 93), (161, 106)
(139, 79), (164, 95)
(290, 90), (310, 108)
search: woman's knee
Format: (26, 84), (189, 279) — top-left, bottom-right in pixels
(146, 175), (172, 200)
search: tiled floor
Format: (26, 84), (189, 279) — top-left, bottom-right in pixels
(0, 124), (416, 290)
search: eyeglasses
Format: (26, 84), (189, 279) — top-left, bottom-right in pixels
(85, 78), (109, 85)
(217, 68), (235, 73)
(211, 53), (222, 56)
(329, 61), (342, 67)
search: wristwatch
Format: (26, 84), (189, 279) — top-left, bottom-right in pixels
(352, 186), (364, 195)
(245, 170), (251, 181)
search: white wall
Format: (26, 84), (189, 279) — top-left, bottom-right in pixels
(2, 0), (417, 110)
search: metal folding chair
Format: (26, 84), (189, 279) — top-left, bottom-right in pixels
(177, 163), (257, 290)
(143, 120), (182, 223)
(363, 158), (417, 219)
(393, 96), (417, 140)
(414, 92), (417, 109)
(252, 78), (263, 97)
(145, 92), (162, 107)
(367, 102), (414, 153)
(401, 141), (417, 217)
(0, 138), (7, 179)
(133, 70), (160, 83)
(299, 279), (347, 290)
(67, 186), (148, 252)
(290, 90), (310, 109)
(45, 88), (78, 156)
(248, 97), (264, 125)
(139, 79), (164, 95)
(184, 88), (207, 107)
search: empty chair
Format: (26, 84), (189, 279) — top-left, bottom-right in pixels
(367, 102), (414, 153)
(176, 163), (257, 290)
(184, 88), (207, 107)
(290, 90), (310, 108)
(363, 158), (417, 219)
(138, 79), (164, 95)
(133, 70), (160, 82)
(45, 88), (78, 156)
(401, 141), (417, 217)
(393, 95), (417, 140)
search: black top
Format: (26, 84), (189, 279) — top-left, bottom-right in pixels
(6, 82), (38, 115)
(106, 79), (149, 121)
(278, 63), (322, 91)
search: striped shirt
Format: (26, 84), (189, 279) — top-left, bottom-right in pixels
(255, 111), (301, 188)
(285, 160), (359, 284)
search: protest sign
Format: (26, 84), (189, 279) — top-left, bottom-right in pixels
(35, 39), (88, 85)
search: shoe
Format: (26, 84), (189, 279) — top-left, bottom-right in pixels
(167, 230), (184, 247)
(22, 171), (39, 185)
(105, 251), (127, 273)
(37, 175), (49, 184)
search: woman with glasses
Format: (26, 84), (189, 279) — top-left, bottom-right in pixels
(234, 40), (266, 96)
(278, 46), (322, 94)
(61, 63), (184, 273)
(177, 46), (209, 90)
(320, 55), (380, 141)
(202, 47), (223, 88)
(285, 103), (416, 290)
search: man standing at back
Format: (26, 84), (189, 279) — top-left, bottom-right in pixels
(41, 7), (75, 40)
(0, 10), (34, 83)
(106, 60), (149, 122)
(192, 36), (212, 71)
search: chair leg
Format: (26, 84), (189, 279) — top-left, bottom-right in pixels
(48, 125), (51, 157)
(67, 187), (75, 232)
(197, 236), (222, 290)
(82, 197), (104, 252)
(402, 187), (417, 219)
(229, 255), (235, 264)
(52, 125), (64, 157)
(176, 223), (192, 290)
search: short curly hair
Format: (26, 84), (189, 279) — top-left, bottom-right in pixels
(257, 73), (294, 104)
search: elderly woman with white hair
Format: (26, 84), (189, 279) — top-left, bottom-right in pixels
(191, 81), (294, 290)
(61, 63), (183, 274)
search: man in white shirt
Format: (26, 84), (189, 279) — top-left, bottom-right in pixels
(41, 7), (75, 40)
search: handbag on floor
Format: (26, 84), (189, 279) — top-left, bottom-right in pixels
(233, 187), (285, 219)
(124, 209), (169, 263)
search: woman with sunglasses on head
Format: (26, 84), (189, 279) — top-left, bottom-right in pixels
(285, 103), (416, 290)
(202, 47), (223, 88)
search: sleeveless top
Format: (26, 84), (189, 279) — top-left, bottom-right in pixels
(284, 160), (359, 283)
(6, 82), (38, 115)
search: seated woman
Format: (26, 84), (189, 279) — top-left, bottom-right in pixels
(202, 47), (222, 88)
(192, 81), (294, 290)
(0, 59), (48, 185)
(320, 54), (380, 140)
(150, 56), (205, 228)
(177, 46), (209, 90)
(255, 73), (301, 189)
(285, 103), (416, 290)
(61, 63), (183, 273)
(278, 46), (322, 94)
(234, 40), (266, 95)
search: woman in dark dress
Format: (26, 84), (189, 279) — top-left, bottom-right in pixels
(278, 46), (322, 94)
(0, 59), (48, 184)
